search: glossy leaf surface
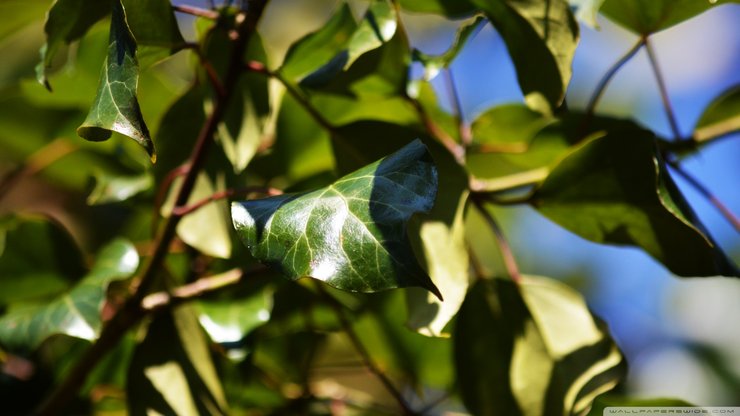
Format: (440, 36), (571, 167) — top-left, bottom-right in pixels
(694, 85), (740, 144)
(232, 140), (440, 297)
(455, 276), (625, 416)
(473, 0), (579, 113)
(77, 0), (154, 161)
(0, 239), (139, 352)
(533, 133), (737, 277)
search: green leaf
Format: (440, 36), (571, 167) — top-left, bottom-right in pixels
(413, 15), (485, 80)
(196, 287), (273, 344)
(0, 0), (51, 42)
(232, 140), (441, 297)
(568, 0), (606, 28)
(455, 276), (625, 416)
(398, 0), (477, 18)
(127, 305), (228, 415)
(473, 0), (579, 114)
(218, 35), (271, 173)
(87, 171), (152, 204)
(120, 0), (184, 66)
(35, 0), (111, 90)
(0, 239), (138, 352)
(77, 0), (155, 162)
(406, 140), (470, 336)
(0, 216), (85, 304)
(586, 395), (694, 416)
(279, 3), (357, 82)
(533, 133), (738, 277)
(694, 85), (740, 144)
(600, 0), (738, 35)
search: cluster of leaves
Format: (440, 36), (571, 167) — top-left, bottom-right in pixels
(0, 0), (737, 414)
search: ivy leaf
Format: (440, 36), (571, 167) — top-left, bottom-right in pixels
(412, 15), (485, 80)
(279, 3), (357, 82)
(35, 0), (111, 90)
(87, 171), (152, 204)
(232, 140), (441, 298)
(127, 306), (228, 415)
(693, 85), (740, 144)
(120, 0), (184, 66)
(533, 133), (738, 277)
(398, 0), (477, 18)
(455, 276), (625, 416)
(600, 0), (737, 35)
(77, 0), (155, 162)
(0, 239), (139, 352)
(473, 0), (579, 114)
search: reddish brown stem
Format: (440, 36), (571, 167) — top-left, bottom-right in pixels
(472, 197), (521, 283)
(170, 186), (282, 216)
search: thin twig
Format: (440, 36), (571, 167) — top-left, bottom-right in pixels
(471, 197), (521, 283)
(172, 4), (220, 20)
(34, 2), (271, 414)
(644, 38), (682, 141)
(182, 43), (227, 98)
(141, 267), (250, 311)
(409, 97), (465, 164)
(585, 38), (645, 117)
(170, 186), (282, 216)
(314, 284), (418, 415)
(443, 68), (472, 147)
(666, 159), (740, 232)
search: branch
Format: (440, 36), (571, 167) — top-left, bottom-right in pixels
(141, 267), (249, 311)
(35, 2), (271, 414)
(666, 159), (740, 232)
(182, 43), (227, 98)
(471, 197), (521, 283)
(585, 38), (645, 117)
(443, 68), (472, 147)
(170, 186), (282, 216)
(409, 97), (465, 164)
(172, 4), (220, 20)
(314, 284), (418, 415)
(644, 38), (682, 141)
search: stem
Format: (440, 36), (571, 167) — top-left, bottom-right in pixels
(172, 4), (220, 20)
(34, 2), (270, 414)
(585, 38), (645, 117)
(443, 68), (472, 147)
(645, 38), (682, 141)
(315, 284), (417, 415)
(183, 43), (227, 98)
(472, 197), (521, 283)
(667, 159), (740, 232)
(409, 97), (465, 164)
(141, 267), (251, 311)
(170, 186), (282, 216)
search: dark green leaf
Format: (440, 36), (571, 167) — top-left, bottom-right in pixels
(279, 3), (357, 82)
(77, 0), (155, 162)
(413, 15), (485, 80)
(121, 0), (184, 65)
(0, 239), (138, 352)
(473, 0), (579, 114)
(533, 133), (738, 277)
(127, 306), (228, 415)
(232, 140), (441, 297)
(455, 276), (625, 416)
(0, 216), (85, 304)
(586, 395), (694, 416)
(694, 85), (740, 144)
(398, 0), (477, 18)
(601, 0), (738, 35)
(35, 0), (111, 90)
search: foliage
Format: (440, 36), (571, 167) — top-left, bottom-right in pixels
(0, 0), (737, 415)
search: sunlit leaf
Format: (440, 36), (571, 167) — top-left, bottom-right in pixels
(600, 0), (737, 35)
(472, 0), (579, 114)
(35, 0), (111, 90)
(693, 85), (740, 144)
(455, 276), (625, 416)
(127, 305), (228, 415)
(279, 3), (357, 81)
(0, 216), (85, 304)
(232, 140), (441, 297)
(413, 15), (485, 80)
(533, 133), (738, 277)
(197, 287), (273, 344)
(77, 0), (155, 161)
(0, 239), (139, 352)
